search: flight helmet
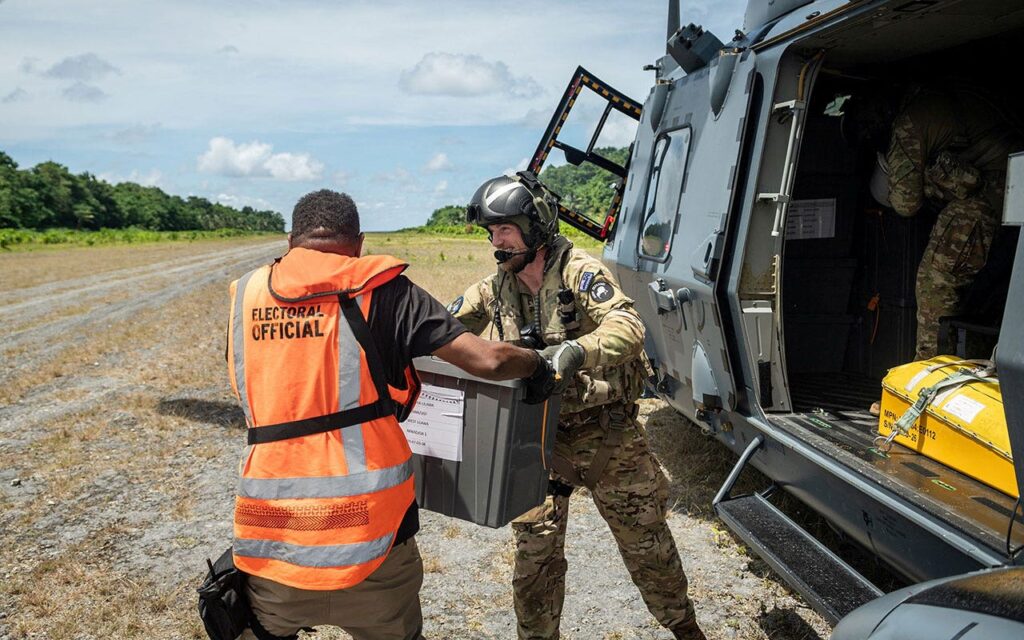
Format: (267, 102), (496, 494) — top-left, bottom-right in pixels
(467, 171), (559, 250)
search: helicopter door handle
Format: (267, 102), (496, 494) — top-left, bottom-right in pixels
(648, 279), (677, 315)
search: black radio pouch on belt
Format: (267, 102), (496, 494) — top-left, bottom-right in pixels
(197, 547), (298, 640)
(197, 547), (251, 640)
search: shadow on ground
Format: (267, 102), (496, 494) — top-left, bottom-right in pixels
(643, 402), (769, 521)
(757, 605), (824, 640)
(644, 400), (908, 596)
(157, 397), (244, 429)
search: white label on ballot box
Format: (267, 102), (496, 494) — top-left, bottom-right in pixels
(402, 383), (465, 461)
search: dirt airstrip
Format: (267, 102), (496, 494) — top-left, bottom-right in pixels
(0, 236), (830, 639)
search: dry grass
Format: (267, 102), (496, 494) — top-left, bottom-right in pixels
(0, 277), (230, 405)
(0, 235), (279, 292)
(0, 532), (207, 640)
(363, 232), (601, 304)
(0, 235), (840, 639)
(364, 233), (497, 304)
(642, 400), (768, 519)
(421, 553), (444, 574)
(0, 248), (250, 638)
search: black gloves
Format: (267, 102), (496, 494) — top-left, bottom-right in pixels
(522, 351), (556, 405)
(541, 340), (585, 393)
(521, 340), (585, 404)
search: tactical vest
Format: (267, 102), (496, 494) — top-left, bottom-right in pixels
(489, 239), (649, 413)
(227, 248), (420, 591)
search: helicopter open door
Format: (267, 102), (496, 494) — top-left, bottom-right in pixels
(528, 66), (642, 240)
(613, 47), (758, 425)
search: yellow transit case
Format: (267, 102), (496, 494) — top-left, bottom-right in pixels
(878, 355), (1017, 498)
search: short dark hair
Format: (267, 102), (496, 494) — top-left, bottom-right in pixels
(291, 190), (360, 241)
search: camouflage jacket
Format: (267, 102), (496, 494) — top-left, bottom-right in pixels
(450, 236), (651, 414)
(886, 87), (1019, 216)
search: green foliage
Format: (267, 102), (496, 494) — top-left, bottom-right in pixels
(539, 146), (630, 220)
(0, 152), (285, 233)
(0, 227), (278, 251)
(416, 147), (627, 248)
(385, 223), (600, 250)
(425, 204), (466, 227)
(403, 223), (487, 236)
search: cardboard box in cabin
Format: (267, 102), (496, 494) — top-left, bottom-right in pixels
(405, 356), (560, 528)
(878, 355), (1017, 497)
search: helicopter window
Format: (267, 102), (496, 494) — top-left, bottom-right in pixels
(638, 128), (691, 261)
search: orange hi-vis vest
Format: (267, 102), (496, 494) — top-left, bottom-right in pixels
(227, 247), (421, 590)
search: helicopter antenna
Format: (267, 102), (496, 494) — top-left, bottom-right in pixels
(667, 0), (680, 51)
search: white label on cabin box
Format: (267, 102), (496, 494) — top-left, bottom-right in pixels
(786, 198), (836, 240)
(942, 394), (986, 424)
(402, 383), (464, 461)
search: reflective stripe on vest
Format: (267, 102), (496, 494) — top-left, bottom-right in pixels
(238, 458), (413, 500)
(227, 250), (415, 591)
(234, 532), (394, 568)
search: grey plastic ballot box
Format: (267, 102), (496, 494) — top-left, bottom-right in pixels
(407, 356), (560, 528)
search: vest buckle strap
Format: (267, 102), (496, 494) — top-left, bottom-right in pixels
(247, 399), (397, 445)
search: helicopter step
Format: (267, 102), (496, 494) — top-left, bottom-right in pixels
(715, 492), (883, 624)
(713, 437), (883, 624)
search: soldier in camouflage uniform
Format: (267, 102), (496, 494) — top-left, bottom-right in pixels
(449, 173), (705, 640)
(877, 86), (1020, 359)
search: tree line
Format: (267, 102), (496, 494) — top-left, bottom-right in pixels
(425, 146), (630, 229)
(0, 151), (285, 232)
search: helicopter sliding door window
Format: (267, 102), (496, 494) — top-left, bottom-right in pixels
(528, 66), (641, 240)
(638, 128), (691, 261)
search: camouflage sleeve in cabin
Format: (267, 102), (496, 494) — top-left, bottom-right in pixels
(563, 251), (645, 369)
(448, 276), (493, 336)
(886, 108), (927, 217)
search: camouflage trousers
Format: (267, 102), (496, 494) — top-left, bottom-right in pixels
(915, 196), (998, 359)
(511, 402), (698, 640)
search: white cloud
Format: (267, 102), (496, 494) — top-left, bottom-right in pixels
(198, 138), (269, 176)
(502, 157), (531, 176)
(215, 193), (273, 210)
(333, 170), (351, 188)
(264, 152), (324, 181)
(44, 53), (120, 81)
(433, 180), (448, 197)
(519, 108), (553, 128)
(423, 152), (451, 173)
(594, 116), (639, 148)
(62, 82), (108, 103)
(98, 169), (163, 187)
(398, 52), (542, 98)
(197, 137), (324, 181)
(2, 88), (28, 104)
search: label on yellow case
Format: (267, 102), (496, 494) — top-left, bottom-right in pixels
(942, 394), (985, 424)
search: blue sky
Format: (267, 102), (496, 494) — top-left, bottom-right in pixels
(0, 0), (746, 230)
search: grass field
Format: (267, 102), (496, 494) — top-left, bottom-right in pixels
(0, 234), (836, 640)
(0, 228), (282, 251)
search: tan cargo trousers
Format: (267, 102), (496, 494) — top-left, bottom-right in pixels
(238, 537), (424, 640)
(511, 402), (700, 640)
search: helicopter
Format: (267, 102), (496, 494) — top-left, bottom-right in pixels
(524, 0), (1024, 635)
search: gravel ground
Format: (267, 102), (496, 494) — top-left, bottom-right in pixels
(410, 398), (831, 640)
(0, 238), (830, 640)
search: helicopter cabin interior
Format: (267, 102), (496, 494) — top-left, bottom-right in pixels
(775, 10), (1022, 413)
(751, 1), (1024, 556)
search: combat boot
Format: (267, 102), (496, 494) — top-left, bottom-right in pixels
(672, 621), (708, 640)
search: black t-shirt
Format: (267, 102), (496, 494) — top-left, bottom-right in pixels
(366, 274), (468, 543)
(367, 275), (468, 388)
